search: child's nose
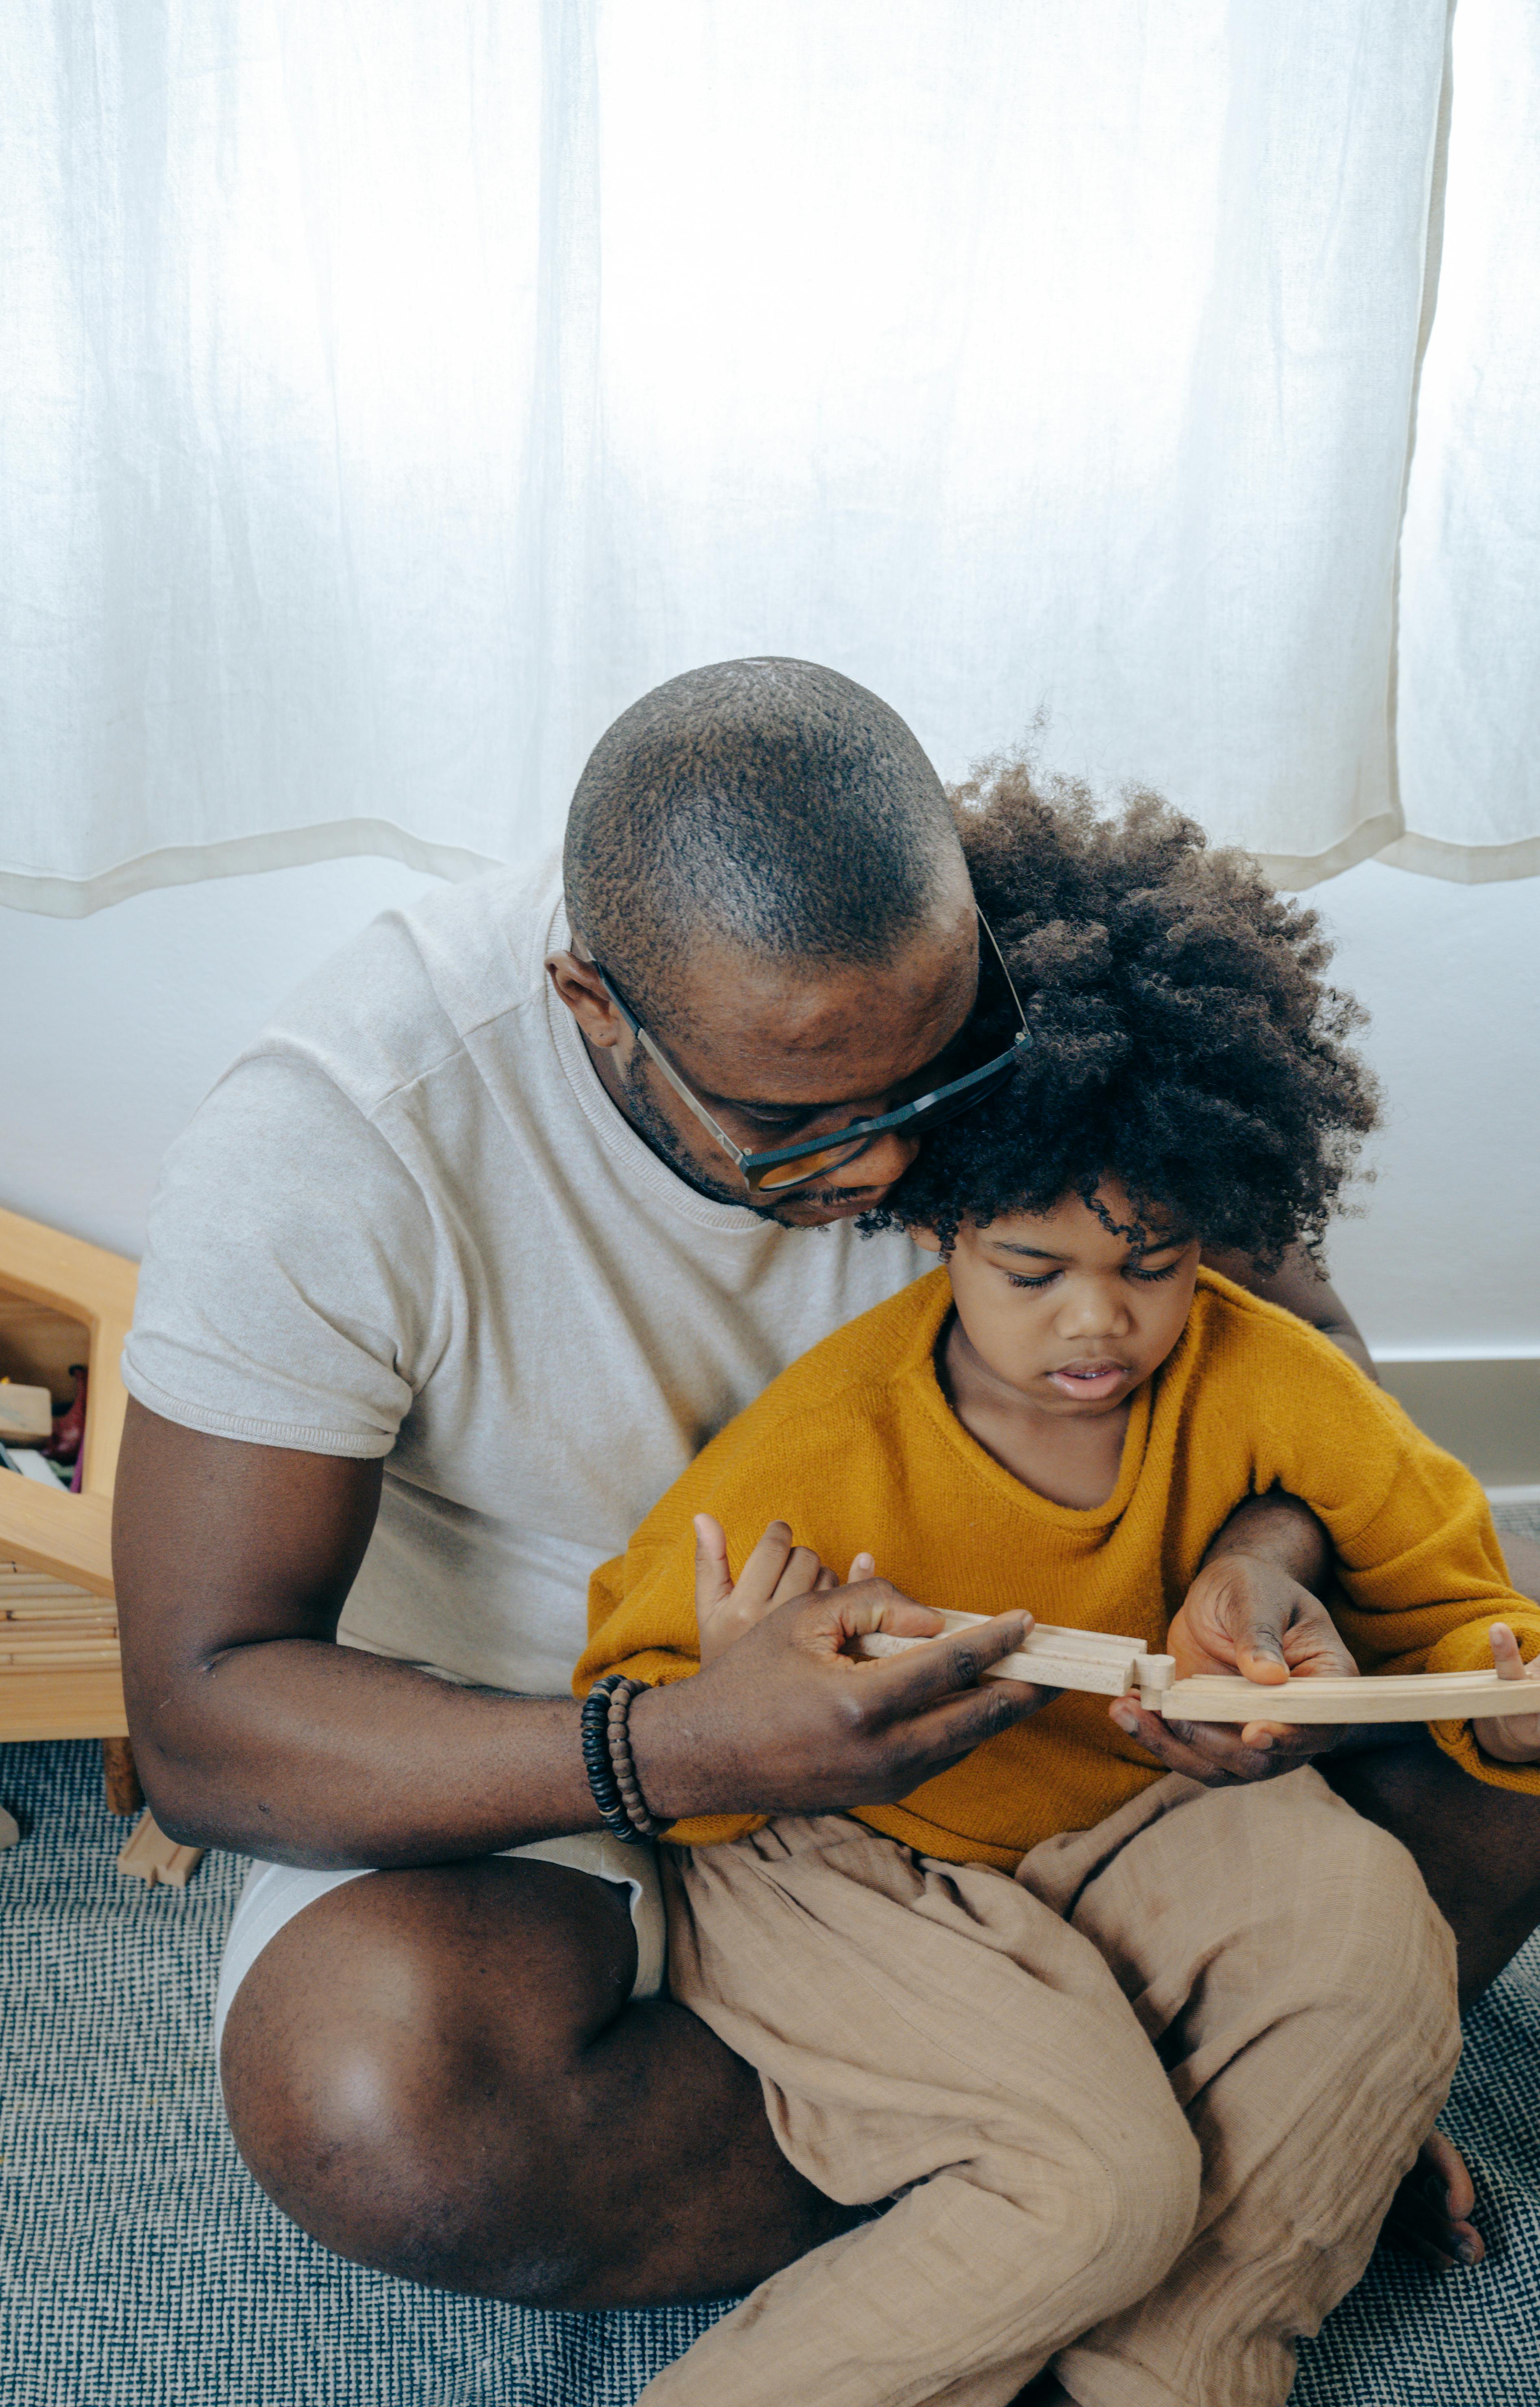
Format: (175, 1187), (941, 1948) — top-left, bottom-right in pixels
(1056, 1280), (1130, 1335)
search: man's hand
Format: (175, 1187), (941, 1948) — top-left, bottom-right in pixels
(693, 1514), (873, 1666)
(630, 1575), (1055, 1823)
(1476, 1623), (1540, 1764)
(1109, 1550), (1361, 1786)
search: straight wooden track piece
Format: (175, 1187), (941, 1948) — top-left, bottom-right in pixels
(115, 1808), (205, 1889)
(1153, 1668), (1538, 1724)
(852, 1609), (1175, 1701)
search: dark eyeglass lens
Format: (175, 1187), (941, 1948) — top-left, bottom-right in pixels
(748, 1135), (875, 1194)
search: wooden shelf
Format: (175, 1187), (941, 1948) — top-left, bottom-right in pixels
(0, 1663), (128, 1743)
(1, 1206), (137, 1753)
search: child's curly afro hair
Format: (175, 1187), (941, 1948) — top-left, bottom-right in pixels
(866, 754), (1380, 1264)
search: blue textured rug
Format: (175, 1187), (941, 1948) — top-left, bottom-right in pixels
(2, 1728), (1536, 2406)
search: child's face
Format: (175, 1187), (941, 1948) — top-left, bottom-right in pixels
(914, 1181), (1202, 1415)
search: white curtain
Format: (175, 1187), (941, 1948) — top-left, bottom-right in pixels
(2, 0), (1536, 915)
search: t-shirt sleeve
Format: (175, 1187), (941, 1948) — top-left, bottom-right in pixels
(1243, 1315), (1540, 1796)
(123, 1049), (446, 1457)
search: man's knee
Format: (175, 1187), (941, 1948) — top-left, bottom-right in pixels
(219, 1859), (639, 2300)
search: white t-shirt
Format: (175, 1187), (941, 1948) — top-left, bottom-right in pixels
(124, 853), (924, 1695)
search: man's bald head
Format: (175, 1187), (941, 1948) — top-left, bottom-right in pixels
(564, 658), (966, 1034)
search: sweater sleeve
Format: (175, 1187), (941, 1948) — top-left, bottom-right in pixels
(1243, 1316), (1540, 1796)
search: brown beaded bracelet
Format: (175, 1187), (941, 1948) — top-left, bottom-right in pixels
(605, 1676), (670, 1840)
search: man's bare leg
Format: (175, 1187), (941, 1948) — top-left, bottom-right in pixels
(219, 1853), (854, 2307)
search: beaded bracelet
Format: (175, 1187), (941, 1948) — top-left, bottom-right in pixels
(581, 1674), (667, 1844)
(605, 1676), (669, 1840)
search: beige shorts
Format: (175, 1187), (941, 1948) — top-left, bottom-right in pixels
(212, 1828), (668, 2060)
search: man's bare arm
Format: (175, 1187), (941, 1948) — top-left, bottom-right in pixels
(113, 1401), (1046, 1868)
(1201, 1240), (1377, 1380)
(113, 1402), (601, 1864)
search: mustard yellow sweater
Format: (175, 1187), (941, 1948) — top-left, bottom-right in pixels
(577, 1269), (1540, 1868)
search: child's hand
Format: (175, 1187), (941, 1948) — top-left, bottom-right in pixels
(1475, 1624), (1540, 1763)
(693, 1514), (875, 1666)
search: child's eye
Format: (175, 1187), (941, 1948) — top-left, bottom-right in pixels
(1127, 1260), (1182, 1284)
(1005, 1270), (1060, 1290)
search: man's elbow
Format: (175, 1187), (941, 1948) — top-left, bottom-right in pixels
(124, 1728), (224, 1849)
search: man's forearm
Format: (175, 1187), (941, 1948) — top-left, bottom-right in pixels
(137, 1639), (603, 1865)
(1202, 1242), (1379, 1382)
(1203, 1488), (1333, 1597)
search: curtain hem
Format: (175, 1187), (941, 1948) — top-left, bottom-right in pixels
(0, 820), (507, 918)
(4, 814), (1535, 919)
(1372, 829), (1540, 884)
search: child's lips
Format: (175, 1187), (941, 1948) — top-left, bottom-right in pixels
(1046, 1360), (1130, 1400)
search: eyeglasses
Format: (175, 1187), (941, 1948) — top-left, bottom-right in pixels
(589, 911), (1031, 1196)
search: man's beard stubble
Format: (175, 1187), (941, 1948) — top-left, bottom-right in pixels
(619, 1051), (858, 1225)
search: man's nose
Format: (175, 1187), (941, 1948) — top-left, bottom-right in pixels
(824, 1128), (919, 1194)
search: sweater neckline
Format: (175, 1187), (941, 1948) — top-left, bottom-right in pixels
(898, 1271), (1157, 1529)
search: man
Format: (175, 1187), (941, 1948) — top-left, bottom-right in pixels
(115, 658), (1537, 2313)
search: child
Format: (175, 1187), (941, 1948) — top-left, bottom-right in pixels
(577, 766), (1540, 2407)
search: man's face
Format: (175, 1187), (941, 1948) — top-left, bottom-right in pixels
(548, 873), (980, 1227)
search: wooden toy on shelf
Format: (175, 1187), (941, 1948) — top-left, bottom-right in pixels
(0, 1204), (203, 1884)
(854, 1608), (1533, 1725)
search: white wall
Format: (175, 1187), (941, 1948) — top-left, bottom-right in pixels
(3, 853), (1537, 1358)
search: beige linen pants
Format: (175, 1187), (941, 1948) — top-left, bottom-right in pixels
(644, 1770), (1459, 2407)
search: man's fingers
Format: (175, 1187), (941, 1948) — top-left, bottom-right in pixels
(1108, 1696), (1279, 1786)
(888, 1676), (1051, 1772)
(859, 1609), (1033, 1716)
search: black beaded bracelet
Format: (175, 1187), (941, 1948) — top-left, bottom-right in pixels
(581, 1675), (665, 1844)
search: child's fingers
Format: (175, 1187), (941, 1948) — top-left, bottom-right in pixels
(692, 1515), (734, 1618)
(727, 1520), (796, 1609)
(847, 1551), (876, 1584)
(769, 1544), (832, 1605)
(1491, 1623), (1531, 1675)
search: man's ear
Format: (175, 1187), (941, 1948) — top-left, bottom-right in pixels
(547, 951), (626, 1049)
(909, 1225), (944, 1256)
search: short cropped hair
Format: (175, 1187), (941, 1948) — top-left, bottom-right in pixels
(867, 756), (1380, 1263)
(563, 658), (962, 1033)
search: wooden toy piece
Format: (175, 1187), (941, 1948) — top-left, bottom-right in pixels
(115, 1808), (204, 1889)
(0, 1805), (17, 1850)
(849, 1612), (1532, 1728)
(1154, 1668), (1540, 1725)
(0, 1382), (54, 1444)
(851, 1608), (1176, 1700)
